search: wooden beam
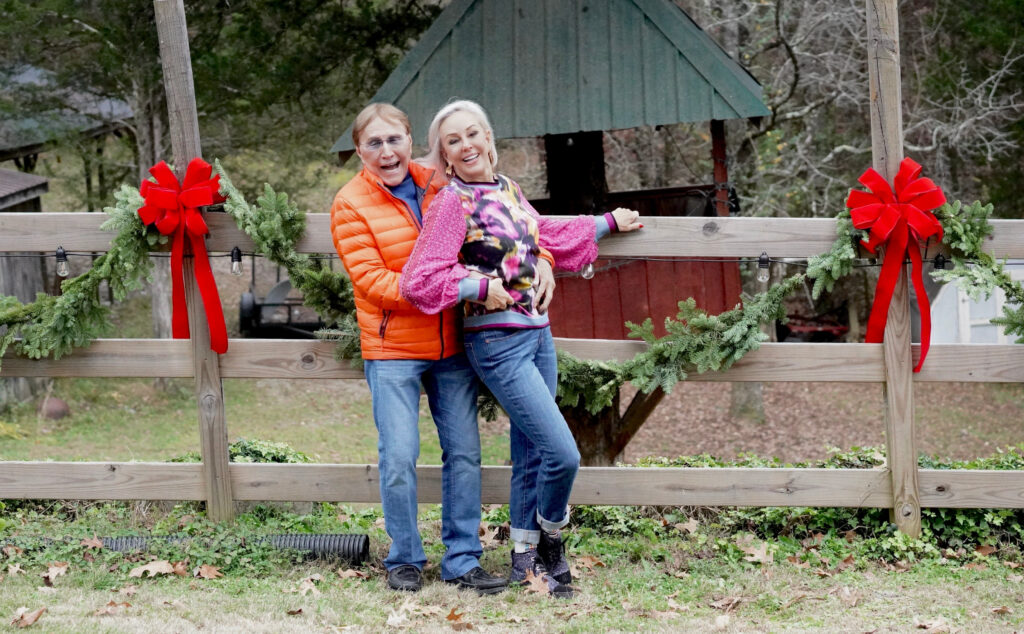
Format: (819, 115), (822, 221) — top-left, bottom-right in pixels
(5, 213), (1024, 259)
(867, 0), (920, 536)
(154, 0), (233, 522)
(5, 341), (1024, 383)
(710, 119), (729, 216)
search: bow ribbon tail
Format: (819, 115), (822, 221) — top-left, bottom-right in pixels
(169, 223), (191, 340)
(188, 230), (228, 354)
(864, 221), (909, 345)
(907, 242), (931, 373)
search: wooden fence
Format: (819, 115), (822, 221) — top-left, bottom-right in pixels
(3, 212), (1024, 525)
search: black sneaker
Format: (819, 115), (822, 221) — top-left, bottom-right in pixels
(538, 530), (572, 585)
(444, 566), (508, 595)
(386, 564), (422, 592)
(509, 548), (574, 598)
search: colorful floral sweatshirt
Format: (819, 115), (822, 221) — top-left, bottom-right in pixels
(400, 174), (616, 331)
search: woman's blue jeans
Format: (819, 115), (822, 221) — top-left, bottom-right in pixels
(363, 352), (482, 581)
(464, 326), (580, 545)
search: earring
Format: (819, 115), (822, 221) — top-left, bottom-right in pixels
(445, 163), (455, 178)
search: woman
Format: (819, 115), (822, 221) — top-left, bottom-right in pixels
(400, 99), (642, 597)
(329, 103), (507, 595)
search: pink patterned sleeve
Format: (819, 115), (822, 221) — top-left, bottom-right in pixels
(516, 184), (599, 272)
(400, 188), (471, 314)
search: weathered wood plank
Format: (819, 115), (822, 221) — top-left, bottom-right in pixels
(5, 463), (1024, 509)
(919, 470), (1024, 508)
(0, 462), (205, 499)
(4, 341), (1024, 382)
(4, 213), (1023, 259)
(154, 0), (233, 522)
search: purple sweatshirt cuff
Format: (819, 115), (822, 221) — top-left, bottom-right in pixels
(604, 212), (618, 232)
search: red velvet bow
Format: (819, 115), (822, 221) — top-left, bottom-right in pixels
(138, 158), (228, 354)
(847, 157), (946, 372)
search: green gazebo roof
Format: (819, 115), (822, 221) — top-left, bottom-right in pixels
(330, 0), (769, 153)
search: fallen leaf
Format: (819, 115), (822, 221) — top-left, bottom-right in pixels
(298, 578), (320, 596)
(781, 594), (806, 610)
(964, 562), (987, 571)
(11, 607), (45, 628)
(991, 605), (1012, 615)
(802, 533), (825, 549)
(666, 598), (688, 611)
(709, 596), (742, 612)
(913, 616), (950, 632)
(975, 544), (997, 557)
(814, 569), (833, 578)
(3, 546), (24, 558)
(478, 524), (500, 546)
(8, 564), (25, 576)
(41, 562), (68, 586)
(129, 560), (175, 578)
(1002, 561), (1021, 569)
(836, 554), (856, 571)
(93, 601), (131, 616)
(786, 555), (811, 569)
(575, 555), (605, 571)
(80, 536), (104, 550)
(195, 564), (223, 580)
(523, 570), (550, 595)
(115, 585), (138, 597)
(843, 530), (858, 543)
(451, 623), (473, 631)
(674, 518), (699, 534)
(740, 541), (771, 564)
(446, 608), (465, 622)
(286, 608), (303, 616)
(337, 568), (368, 579)
(171, 561), (188, 577)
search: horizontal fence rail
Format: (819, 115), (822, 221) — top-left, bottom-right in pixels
(2, 462), (1024, 508)
(3, 212), (1024, 258)
(3, 212), (1024, 515)
(4, 340), (1024, 383)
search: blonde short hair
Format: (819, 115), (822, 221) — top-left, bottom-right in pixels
(418, 99), (498, 176)
(351, 103), (411, 147)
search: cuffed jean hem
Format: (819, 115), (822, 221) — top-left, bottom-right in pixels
(537, 506), (570, 532)
(509, 527), (541, 545)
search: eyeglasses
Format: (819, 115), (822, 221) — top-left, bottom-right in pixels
(361, 134), (408, 153)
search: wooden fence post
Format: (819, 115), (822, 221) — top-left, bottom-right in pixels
(153, 0), (234, 521)
(866, 0), (920, 536)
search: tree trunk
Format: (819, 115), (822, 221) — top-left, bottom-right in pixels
(561, 387), (667, 466)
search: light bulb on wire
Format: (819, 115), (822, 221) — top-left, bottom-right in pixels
(581, 262), (595, 280)
(230, 246), (243, 276)
(756, 252), (770, 284)
(55, 246), (70, 278)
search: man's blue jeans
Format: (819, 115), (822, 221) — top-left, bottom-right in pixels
(363, 352), (482, 580)
(464, 326), (580, 545)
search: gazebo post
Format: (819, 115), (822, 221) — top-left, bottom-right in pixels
(153, 0), (234, 522)
(866, 0), (921, 537)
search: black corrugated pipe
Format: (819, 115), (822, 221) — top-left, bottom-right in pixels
(3, 534), (369, 565)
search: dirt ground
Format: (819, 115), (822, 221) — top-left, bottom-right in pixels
(619, 381), (1024, 464)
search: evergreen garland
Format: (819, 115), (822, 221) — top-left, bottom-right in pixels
(3, 165), (1022, 419)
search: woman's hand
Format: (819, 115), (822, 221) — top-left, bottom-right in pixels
(483, 277), (515, 311)
(534, 259), (556, 313)
(611, 207), (643, 232)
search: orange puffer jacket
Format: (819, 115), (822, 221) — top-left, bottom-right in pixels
(330, 162), (460, 360)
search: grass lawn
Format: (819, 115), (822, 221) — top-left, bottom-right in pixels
(1, 501), (1023, 633)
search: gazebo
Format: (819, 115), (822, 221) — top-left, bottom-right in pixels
(330, 0), (770, 338)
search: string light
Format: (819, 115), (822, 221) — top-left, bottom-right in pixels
(55, 246), (69, 278)
(757, 252), (770, 283)
(933, 253), (948, 270)
(230, 246), (243, 276)
(581, 262), (595, 280)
